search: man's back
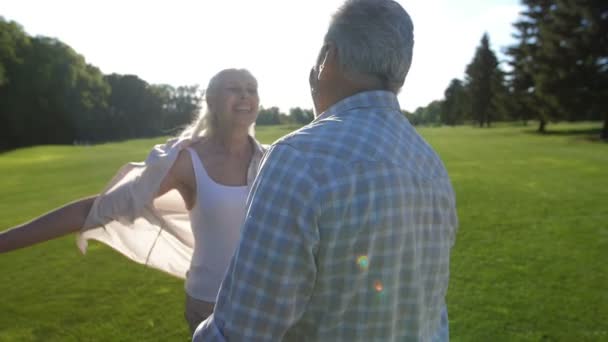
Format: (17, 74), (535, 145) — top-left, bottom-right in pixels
(276, 91), (458, 340)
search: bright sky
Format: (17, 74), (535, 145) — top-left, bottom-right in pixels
(1, 0), (522, 112)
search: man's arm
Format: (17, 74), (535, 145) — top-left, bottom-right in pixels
(194, 144), (321, 341)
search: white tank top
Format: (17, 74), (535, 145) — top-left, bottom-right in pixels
(184, 148), (249, 302)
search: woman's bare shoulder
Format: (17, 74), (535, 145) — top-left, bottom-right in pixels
(171, 148), (195, 185)
(157, 148), (196, 209)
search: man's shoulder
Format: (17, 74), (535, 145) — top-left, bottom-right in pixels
(270, 122), (330, 154)
(263, 124), (344, 179)
(271, 112), (397, 166)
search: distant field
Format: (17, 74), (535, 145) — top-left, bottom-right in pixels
(0, 122), (606, 341)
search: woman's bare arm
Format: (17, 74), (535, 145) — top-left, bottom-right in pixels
(0, 147), (196, 254)
(0, 195), (97, 254)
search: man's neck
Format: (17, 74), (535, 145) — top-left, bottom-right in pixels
(320, 80), (388, 115)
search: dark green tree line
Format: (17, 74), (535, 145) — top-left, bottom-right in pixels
(0, 18), (201, 151)
(256, 107), (314, 126)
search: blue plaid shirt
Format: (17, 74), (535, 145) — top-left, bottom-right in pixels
(194, 91), (458, 341)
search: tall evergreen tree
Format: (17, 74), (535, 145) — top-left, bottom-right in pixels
(555, 0), (608, 139)
(544, 0), (607, 129)
(508, 0), (607, 136)
(465, 33), (501, 127)
(507, 0), (556, 132)
(506, 19), (538, 126)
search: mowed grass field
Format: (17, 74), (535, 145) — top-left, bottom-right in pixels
(0, 122), (606, 341)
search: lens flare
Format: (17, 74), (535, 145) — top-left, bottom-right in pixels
(374, 280), (384, 293)
(356, 255), (369, 270)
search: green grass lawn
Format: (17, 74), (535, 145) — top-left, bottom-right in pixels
(0, 122), (606, 341)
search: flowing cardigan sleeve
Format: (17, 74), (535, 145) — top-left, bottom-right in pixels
(77, 137), (196, 278)
(77, 136), (267, 279)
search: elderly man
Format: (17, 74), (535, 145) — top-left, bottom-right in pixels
(194, 0), (458, 340)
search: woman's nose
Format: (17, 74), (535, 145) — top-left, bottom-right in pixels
(237, 88), (248, 98)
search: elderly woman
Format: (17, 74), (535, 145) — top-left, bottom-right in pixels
(0, 68), (267, 333)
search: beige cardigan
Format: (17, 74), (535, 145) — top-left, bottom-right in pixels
(78, 136), (267, 279)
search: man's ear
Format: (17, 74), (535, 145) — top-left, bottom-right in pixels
(318, 44), (338, 81)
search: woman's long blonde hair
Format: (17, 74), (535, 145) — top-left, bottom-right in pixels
(179, 68), (257, 140)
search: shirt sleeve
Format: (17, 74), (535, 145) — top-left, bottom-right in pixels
(194, 143), (321, 341)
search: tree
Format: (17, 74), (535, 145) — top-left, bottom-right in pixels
(256, 106), (286, 125)
(105, 74), (168, 140)
(465, 33), (501, 127)
(441, 79), (468, 125)
(555, 0), (608, 139)
(0, 18), (31, 150)
(406, 101), (443, 126)
(508, 0), (564, 133)
(5, 35), (109, 146)
(507, 0), (608, 136)
(289, 107), (314, 125)
(505, 19), (538, 126)
(540, 0), (607, 127)
(159, 85), (201, 135)
(0, 17), (212, 149)
(423, 100), (443, 126)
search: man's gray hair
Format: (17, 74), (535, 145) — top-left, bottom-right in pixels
(324, 0), (414, 92)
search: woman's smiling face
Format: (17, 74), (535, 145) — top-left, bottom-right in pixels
(208, 70), (259, 131)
